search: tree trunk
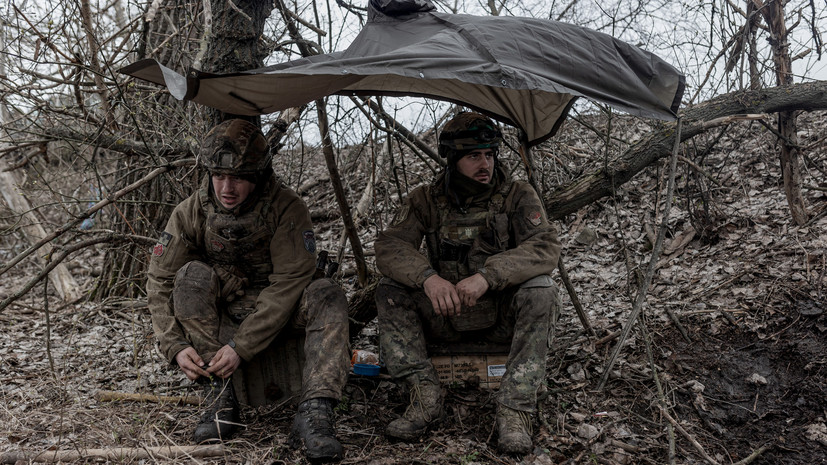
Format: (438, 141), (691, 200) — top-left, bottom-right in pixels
(202, 0), (273, 125)
(544, 81), (827, 220)
(753, 0), (808, 224)
(98, 0), (274, 299)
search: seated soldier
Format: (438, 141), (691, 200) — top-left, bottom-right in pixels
(374, 112), (561, 455)
(146, 119), (349, 462)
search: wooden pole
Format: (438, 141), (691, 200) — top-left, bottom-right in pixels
(316, 99), (369, 286)
(0, 445), (225, 464)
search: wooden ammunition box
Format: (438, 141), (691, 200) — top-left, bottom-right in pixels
(428, 342), (510, 389)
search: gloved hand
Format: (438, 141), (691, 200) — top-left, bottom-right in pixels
(215, 267), (248, 302)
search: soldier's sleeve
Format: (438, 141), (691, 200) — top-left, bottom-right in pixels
(230, 188), (316, 361)
(146, 196), (204, 363)
(374, 187), (434, 288)
(478, 182), (561, 291)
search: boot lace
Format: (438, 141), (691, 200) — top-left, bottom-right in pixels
(299, 399), (335, 436)
(404, 383), (437, 423)
(499, 407), (532, 435)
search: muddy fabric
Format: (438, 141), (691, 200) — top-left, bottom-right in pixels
(172, 264), (349, 402)
(375, 167), (562, 412)
(146, 173), (348, 402)
(377, 276), (560, 412)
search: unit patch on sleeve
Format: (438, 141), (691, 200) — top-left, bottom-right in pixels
(153, 231), (172, 257)
(527, 211), (542, 227)
(303, 230), (317, 254)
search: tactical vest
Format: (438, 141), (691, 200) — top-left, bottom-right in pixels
(199, 183), (276, 286)
(426, 176), (514, 330)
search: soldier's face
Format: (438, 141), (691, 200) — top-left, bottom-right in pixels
(456, 148), (495, 184)
(212, 174), (255, 209)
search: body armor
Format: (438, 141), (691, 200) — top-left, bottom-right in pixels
(426, 179), (513, 331)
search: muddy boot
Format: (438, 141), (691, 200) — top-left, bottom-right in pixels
(290, 398), (343, 462)
(496, 404), (533, 455)
(385, 381), (443, 441)
(193, 377), (240, 444)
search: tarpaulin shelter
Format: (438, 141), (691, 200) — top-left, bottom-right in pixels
(119, 0), (684, 146)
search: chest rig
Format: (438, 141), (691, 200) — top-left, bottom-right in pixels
(428, 179), (513, 282)
(200, 185), (276, 286)
(426, 178), (514, 331)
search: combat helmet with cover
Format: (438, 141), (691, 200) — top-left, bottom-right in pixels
(200, 119), (271, 179)
(438, 112), (503, 165)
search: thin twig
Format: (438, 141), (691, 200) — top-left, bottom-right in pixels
(598, 118), (683, 391)
(0, 159), (191, 278)
(658, 406), (720, 465)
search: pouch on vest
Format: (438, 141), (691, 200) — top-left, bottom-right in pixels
(449, 295), (497, 331)
(225, 289), (261, 324)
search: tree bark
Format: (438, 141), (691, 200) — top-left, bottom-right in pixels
(754, 0), (808, 224)
(544, 81), (827, 220)
(202, 0), (273, 125)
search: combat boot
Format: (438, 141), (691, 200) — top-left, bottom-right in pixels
(193, 377), (240, 443)
(290, 398), (343, 462)
(496, 404), (533, 454)
(385, 381), (443, 441)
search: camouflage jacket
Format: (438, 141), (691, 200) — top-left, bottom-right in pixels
(146, 174), (316, 363)
(375, 169), (560, 291)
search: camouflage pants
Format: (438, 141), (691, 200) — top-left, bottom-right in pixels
(376, 275), (560, 412)
(172, 260), (349, 402)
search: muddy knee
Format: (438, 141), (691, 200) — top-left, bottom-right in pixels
(173, 261), (220, 321)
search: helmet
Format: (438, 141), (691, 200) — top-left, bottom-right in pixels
(438, 112), (502, 162)
(200, 119), (270, 176)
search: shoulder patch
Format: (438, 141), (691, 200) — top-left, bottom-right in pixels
(302, 230), (316, 254)
(527, 211), (542, 227)
(153, 231), (173, 257)
(390, 203), (410, 227)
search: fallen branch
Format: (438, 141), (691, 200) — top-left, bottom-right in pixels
(659, 406), (720, 465)
(94, 389), (202, 406)
(0, 445), (224, 464)
(0, 234), (155, 314)
(0, 158), (193, 278)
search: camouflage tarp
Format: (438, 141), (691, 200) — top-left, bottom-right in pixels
(120, 0), (684, 145)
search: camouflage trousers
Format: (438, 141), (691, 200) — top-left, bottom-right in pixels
(376, 275), (560, 412)
(172, 261), (349, 402)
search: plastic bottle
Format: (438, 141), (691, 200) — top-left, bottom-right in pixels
(351, 349), (379, 366)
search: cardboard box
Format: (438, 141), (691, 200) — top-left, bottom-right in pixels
(431, 353), (509, 389)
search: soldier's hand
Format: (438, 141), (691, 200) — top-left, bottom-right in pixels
(215, 267), (248, 302)
(456, 273), (490, 307)
(175, 347), (210, 381)
(424, 274), (461, 317)
(207, 344), (241, 379)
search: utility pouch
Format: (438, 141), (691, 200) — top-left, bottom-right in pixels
(449, 295), (497, 331)
(439, 239), (470, 262)
(225, 289), (261, 324)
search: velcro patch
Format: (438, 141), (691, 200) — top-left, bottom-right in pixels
(390, 203), (410, 227)
(303, 230), (316, 254)
(527, 211), (542, 226)
(153, 232), (172, 257)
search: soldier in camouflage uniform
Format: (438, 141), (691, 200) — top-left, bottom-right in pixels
(146, 119), (349, 462)
(374, 112), (561, 455)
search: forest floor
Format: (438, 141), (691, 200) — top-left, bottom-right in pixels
(1, 112), (826, 464)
